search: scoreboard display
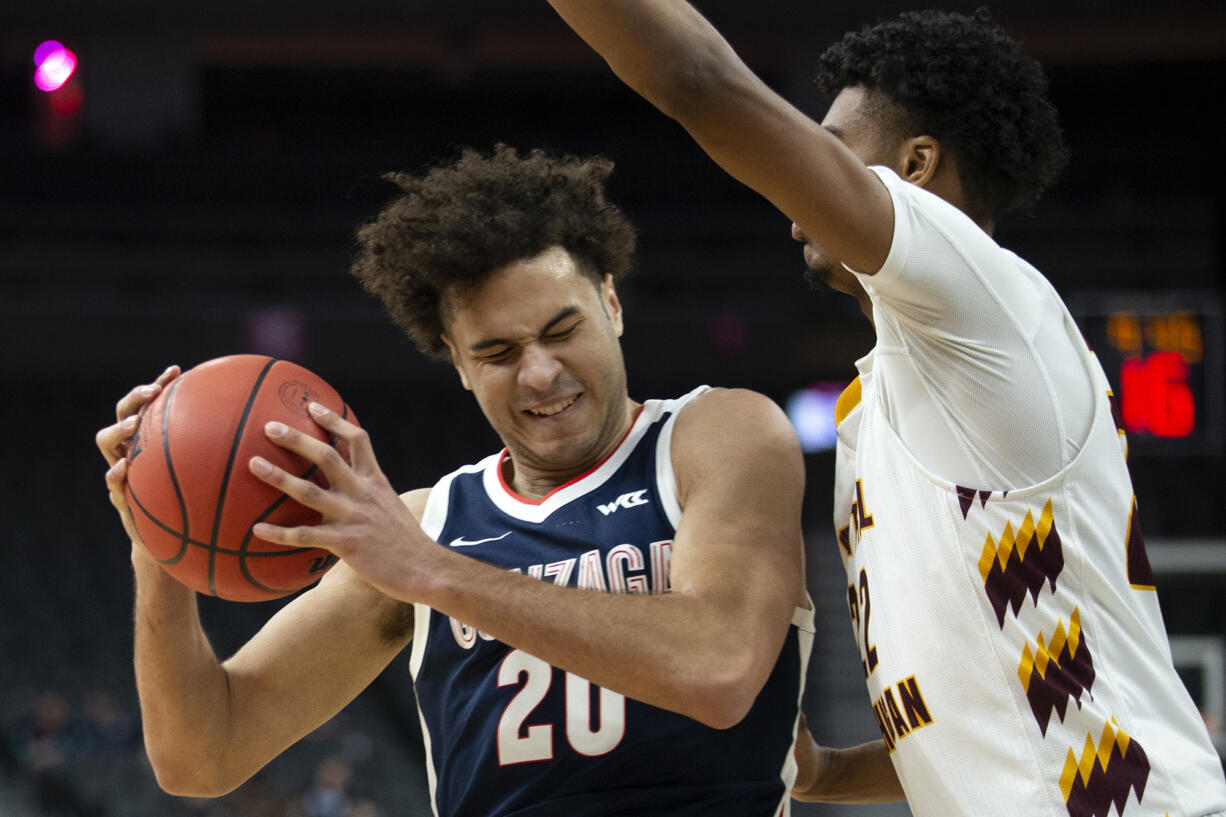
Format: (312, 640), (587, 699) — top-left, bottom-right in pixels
(1070, 292), (1223, 454)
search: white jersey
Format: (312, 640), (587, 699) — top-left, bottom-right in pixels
(832, 167), (1226, 816)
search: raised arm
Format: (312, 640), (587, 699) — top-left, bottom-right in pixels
(97, 379), (416, 796)
(251, 389), (807, 728)
(546, 0), (893, 273)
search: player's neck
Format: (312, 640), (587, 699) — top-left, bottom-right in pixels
(501, 398), (640, 500)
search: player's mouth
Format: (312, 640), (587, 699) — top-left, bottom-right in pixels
(524, 393), (581, 418)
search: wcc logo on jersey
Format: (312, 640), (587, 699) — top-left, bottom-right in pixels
(978, 499), (1065, 626)
(1017, 607), (1096, 736)
(598, 489), (649, 516)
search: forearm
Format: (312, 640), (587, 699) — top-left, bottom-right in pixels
(547, 0), (747, 119)
(131, 548), (235, 795)
(412, 547), (795, 729)
(133, 550), (412, 796)
(793, 738), (905, 804)
(548, 1), (891, 273)
(247, 393), (805, 730)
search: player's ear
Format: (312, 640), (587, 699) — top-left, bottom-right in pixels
(897, 135), (941, 188)
(441, 333), (472, 390)
(600, 274), (624, 338)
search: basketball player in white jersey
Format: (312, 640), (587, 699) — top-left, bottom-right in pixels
(96, 147), (813, 816)
(547, 2), (1226, 814)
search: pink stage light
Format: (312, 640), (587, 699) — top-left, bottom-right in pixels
(34, 41), (78, 92)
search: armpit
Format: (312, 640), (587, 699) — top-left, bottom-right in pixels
(377, 600), (415, 646)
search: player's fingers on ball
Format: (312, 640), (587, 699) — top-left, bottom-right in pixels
(105, 461), (133, 511)
(252, 521), (337, 552)
(104, 456), (127, 485)
(96, 426), (119, 466)
(308, 401), (368, 438)
(309, 403), (378, 473)
(250, 521), (289, 544)
(153, 364), (180, 387)
(96, 416), (138, 465)
(264, 420), (353, 485)
(114, 381), (162, 423)
(249, 455), (346, 515)
(339, 425), (379, 476)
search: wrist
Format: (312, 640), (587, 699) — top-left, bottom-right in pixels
(131, 545), (194, 597)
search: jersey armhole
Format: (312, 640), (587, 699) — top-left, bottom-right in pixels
(420, 459), (491, 540)
(653, 386), (710, 528)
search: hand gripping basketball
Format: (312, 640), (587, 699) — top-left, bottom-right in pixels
(116, 355), (358, 602)
(98, 365), (181, 550)
(248, 402), (430, 604)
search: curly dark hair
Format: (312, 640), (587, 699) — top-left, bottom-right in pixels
(351, 144), (637, 361)
(816, 8), (1068, 221)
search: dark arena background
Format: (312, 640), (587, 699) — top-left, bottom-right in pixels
(2, 2), (1224, 815)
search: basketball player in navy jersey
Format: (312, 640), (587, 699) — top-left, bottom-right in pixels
(547, 2), (1226, 815)
(96, 146), (814, 816)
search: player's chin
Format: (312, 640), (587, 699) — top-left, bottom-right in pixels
(802, 264), (838, 292)
(801, 245), (838, 289)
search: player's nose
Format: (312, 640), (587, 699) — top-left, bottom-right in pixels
(791, 222), (807, 242)
(517, 343), (563, 391)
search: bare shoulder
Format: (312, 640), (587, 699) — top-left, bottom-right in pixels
(671, 388), (803, 500)
(400, 487), (432, 522)
(673, 387), (799, 455)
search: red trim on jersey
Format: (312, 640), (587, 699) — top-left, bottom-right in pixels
(496, 405), (646, 505)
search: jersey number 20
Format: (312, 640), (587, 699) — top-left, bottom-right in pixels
(497, 649), (626, 765)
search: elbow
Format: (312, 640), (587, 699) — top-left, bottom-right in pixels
(145, 745), (241, 799)
(684, 658), (767, 731)
(689, 683), (759, 731)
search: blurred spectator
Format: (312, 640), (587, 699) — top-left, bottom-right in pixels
(22, 690), (80, 773)
(5, 689), (88, 814)
(80, 687), (139, 756)
(292, 754), (381, 817)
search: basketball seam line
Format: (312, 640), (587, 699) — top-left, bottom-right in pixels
(232, 389), (352, 593)
(209, 357), (279, 596)
(126, 486), (319, 557)
(161, 378), (191, 565)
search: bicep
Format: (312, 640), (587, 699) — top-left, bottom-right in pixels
(668, 390), (806, 618)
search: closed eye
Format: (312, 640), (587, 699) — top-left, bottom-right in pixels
(478, 346), (516, 364)
(543, 320), (582, 342)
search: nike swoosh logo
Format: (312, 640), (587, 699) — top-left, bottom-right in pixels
(449, 532), (512, 548)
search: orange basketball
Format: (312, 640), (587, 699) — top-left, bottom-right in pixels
(124, 355), (356, 602)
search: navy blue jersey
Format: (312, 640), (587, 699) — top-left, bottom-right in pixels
(409, 388), (814, 817)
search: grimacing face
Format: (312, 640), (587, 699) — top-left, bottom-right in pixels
(441, 246), (637, 495)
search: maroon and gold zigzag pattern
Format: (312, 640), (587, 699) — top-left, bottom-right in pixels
(1060, 718), (1150, 817)
(979, 499), (1064, 627)
(1017, 608), (1095, 736)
